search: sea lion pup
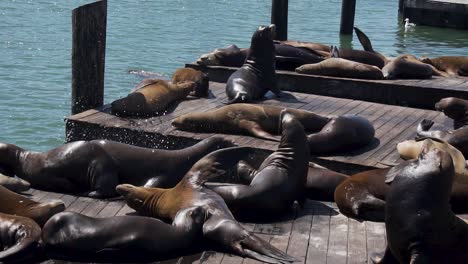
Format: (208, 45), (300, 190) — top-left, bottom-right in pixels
(0, 137), (232, 198)
(417, 97), (468, 156)
(371, 142), (468, 264)
(397, 138), (468, 182)
(0, 173), (30, 192)
(295, 57), (384, 79)
(225, 24), (281, 104)
(0, 185), (64, 227)
(0, 212), (42, 263)
(420, 56), (468, 77)
(381, 54), (447, 79)
(172, 68), (209, 97)
(116, 147), (296, 264)
(111, 79), (196, 116)
(206, 110), (309, 216)
(42, 207), (206, 262)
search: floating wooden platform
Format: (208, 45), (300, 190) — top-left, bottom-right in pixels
(402, 0), (468, 29)
(186, 63), (468, 110)
(66, 81), (451, 173)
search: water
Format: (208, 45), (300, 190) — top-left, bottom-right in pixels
(1, 0), (468, 151)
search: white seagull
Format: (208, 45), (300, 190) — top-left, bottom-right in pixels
(404, 18), (416, 28)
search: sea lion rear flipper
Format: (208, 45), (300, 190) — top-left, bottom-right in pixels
(330, 46), (340, 58)
(203, 217), (297, 264)
(240, 121), (280, 142)
(353, 27), (374, 52)
(183, 147), (253, 186)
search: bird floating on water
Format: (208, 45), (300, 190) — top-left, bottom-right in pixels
(404, 18), (416, 28)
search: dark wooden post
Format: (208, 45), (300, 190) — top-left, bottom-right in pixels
(71, 0), (107, 115)
(271, 0), (288, 40)
(340, 0), (356, 34)
(399, 0), (405, 13)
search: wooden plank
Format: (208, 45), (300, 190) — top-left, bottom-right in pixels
(66, 197), (95, 214)
(365, 221), (386, 264)
(347, 218), (367, 264)
(286, 207), (313, 263)
(96, 200), (125, 217)
(325, 212), (348, 264)
(306, 206), (331, 264)
(115, 204), (135, 216)
(81, 199), (109, 217)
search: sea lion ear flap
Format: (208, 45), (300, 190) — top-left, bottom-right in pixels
(385, 166), (400, 184)
(184, 147), (253, 186)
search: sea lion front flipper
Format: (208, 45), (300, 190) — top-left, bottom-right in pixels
(239, 120), (280, 142)
(203, 216), (296, 264)
(183, 147), (253, 186)
(353, 27), (374, 52)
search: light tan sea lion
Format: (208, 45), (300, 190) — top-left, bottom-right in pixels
(111, 79), (195, 116)
(295, 58), (383, 79)
(172, 68), (209, 97)
(420, 56), (468, 77)
(382, 54), (447, 79)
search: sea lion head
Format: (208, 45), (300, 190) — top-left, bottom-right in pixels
(250, 24), (276, 53)
(0, 174), (30, 192)
(197, 45), (243, 66)
(115, 184), (153, 212)
(419, 56), (433, 65)
(435, 97), (468, 121)
(279, 109), (307, 143)
(0, 143), (18, 177)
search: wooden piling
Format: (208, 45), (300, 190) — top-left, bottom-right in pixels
(71, 0), (107, 115)
(340, 0), (356, 35)
(271, 0), (288, 40)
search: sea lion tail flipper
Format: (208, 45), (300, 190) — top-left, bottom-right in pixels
(184, 147), (253, 185)
(353, 27), (374, 52)
(226, 92), (249, 105)
(240, 121), (280, 142)
(330, 45), (340, 58)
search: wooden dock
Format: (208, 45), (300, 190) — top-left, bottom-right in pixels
(66, 81), (451, 173)
(402, 0), (468, 29)
(186, 64), (468, 110)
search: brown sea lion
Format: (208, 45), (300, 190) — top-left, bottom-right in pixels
(206, 110), (309, 216)
(420, 56), (468, 77)
(0, 173), (30, 192)
(197, 44), (248, 67)
(111, 79), (195, 116)
(295, 58), (383, 79)
(276, 40), (330, 52)
(371, 142), (468, 264)
(0, 185), (64, 227)
(172, 104), (375, 154)
(116, 147), (296, 264)
(172, 68), (209, 97)
(225, 25), (281, 104)
(353, 27), (389, 64)
(331, 45), (386, 69)
(0, 212), (42, 263)
(417, 97), (468, 156)
(381, 54), (446, 79)
(0, 137), (232, 198)
(42, 207), (206, 262)
(335, 140), (468, 222)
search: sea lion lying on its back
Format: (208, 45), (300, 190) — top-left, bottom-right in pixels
(111, 79), (195, 116)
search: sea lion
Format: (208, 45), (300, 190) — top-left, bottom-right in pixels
(381, 54), (445, 79)
(231, 161), (348, 202)
(111, 79), (196, 116)
(0, 212), (42, 263)
(0, 137), (232, 198)
(276, 40), (331, 52)
(206, 110), (310, 216)
(371, 142), (468, 264)
(0, 173), (30, 192)
(116, 147), (296, 264)
(172, 68), (209, 97)
(331, 45), (386, 69)
(225, 25), (281, 104)
(42, 207), (206, 262)
(416, 97), (468, 156)
(295, 58), (384, 79)
(197, 43), (326, 71)
(397, 138), (468, 182)
(353, 27), (389, 64)
(420, 56), (468, 77)
(0, 185), (64, 227)
(172, 104), (375, 154)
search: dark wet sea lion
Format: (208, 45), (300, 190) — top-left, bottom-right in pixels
(172, 68), (209, 97)
(116, 147), (296, 264)
(371, 142), (468, 264)
(295, 58), (383, 79)
(331, 45), (386, 69)
(207, 110), (310, 215)
(0, 173), (30, 192)
(0, 212), (42, 263)
(172, 103), (332, 141)
(353, 27), (389, 64)
(111, 79), (195, 116)
(0, 137), (232, 198)
(225, 25), (281, 104)
(417, 97), (468, 156)
(420, 56), (468, 77)
(382, 54), (446, 79)
(42, 207), (206, 262)
(0, 185), (64, 227)
(197, 44), (248, 67)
